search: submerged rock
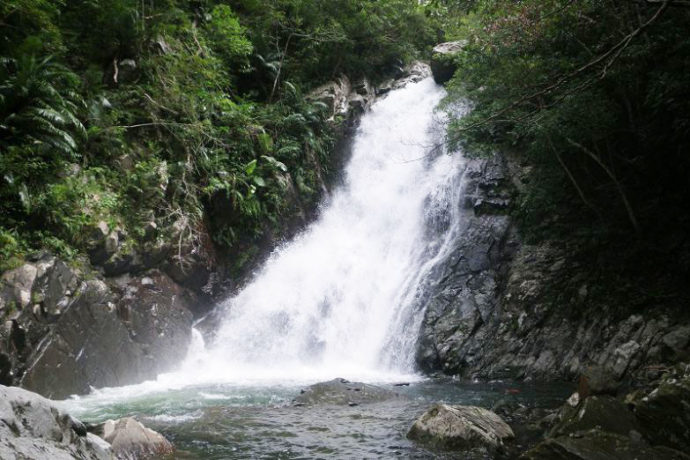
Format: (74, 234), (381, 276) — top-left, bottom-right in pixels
(90, 417), (173, 459)
(0, 384), (111, 460)
(293, 378), (400, 406)
(407, 404), (514, 451)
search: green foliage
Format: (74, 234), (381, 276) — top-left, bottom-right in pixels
(0, 227), (25, 271)
(0, 54), (86, 225)
(443, 0), (690, 240)
(0, 0), (433, 268)
(207, 4), (253, 66)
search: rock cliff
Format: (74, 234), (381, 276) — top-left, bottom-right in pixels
(415, 149), (690, 385)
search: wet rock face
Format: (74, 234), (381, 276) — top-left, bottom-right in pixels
(293, 378), (401, 406)
(407, 404), (514, 452)
(0, 255), (195, 399)
(415, 153), (519, 375)
(0, 384), (112, 460)
(415, 151), (690, 382)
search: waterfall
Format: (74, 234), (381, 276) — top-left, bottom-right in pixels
(169, 76), (467, 385)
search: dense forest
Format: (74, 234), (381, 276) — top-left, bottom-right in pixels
(0, 0), (433, 275)
(2, 0), (689, 283)
(438, 0), (690, 317)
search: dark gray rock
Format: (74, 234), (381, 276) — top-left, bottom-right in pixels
(577, 366), (620, 398)
(415, 153), (519, 376)
(0, 256), (197, 399)
(407, 403), (514, 451)
(630, 364), (690, 452)
(90, 417), (173, 459)
(550, 395), (639, 438)
(661, 327), (690, 359)
(293, 378), (400, 406)
(414, 159), (684, 382)
(0, 384), (111, 459)
(523, 429), (689, 460)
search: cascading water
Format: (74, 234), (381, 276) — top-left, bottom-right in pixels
(168, 76), (466, 385)
(58, 77), (573, 459)
(62, 75), (470, 407)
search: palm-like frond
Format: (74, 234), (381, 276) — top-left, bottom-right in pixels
(0, 54), (85, 155)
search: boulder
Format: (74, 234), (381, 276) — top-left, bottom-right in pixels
(577, 366), (619, 398)
(293, 378), (400, 406)
(631, 365), (690, 451)
(661, 326), (690, 359)
(523, 429), (689, 460)
(430, 41), (465, 84)
(550, 395), (639, 438)
(0, 384), (111, 460)
(1, 263), (38, 309)
(90, 417), (173, 459)
(407, 404), (514, 451)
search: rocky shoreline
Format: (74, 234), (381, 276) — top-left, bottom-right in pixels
(0, 384), (172, 459)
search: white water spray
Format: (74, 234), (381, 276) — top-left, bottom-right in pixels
(63, 77), (469, 411)
(166, 76), (467, 385)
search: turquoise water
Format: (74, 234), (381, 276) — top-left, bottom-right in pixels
(63, 378), (571, 459)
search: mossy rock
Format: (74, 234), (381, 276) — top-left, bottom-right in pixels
(550, 395), (639, 438)
(632, 366), (690, 451)
(408, 404), (514, 451)
(523, 429), (689, 460)
(430, 41), (465, 84)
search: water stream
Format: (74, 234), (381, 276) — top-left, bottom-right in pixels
(59, 77), (570, 458)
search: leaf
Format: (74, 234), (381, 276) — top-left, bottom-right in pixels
(252, 176), (266, 187)
(18, 183), (31, 212)
(261, 155), (288, 172)
(257, 132), (273, 153)
(245, 159), (257, 175)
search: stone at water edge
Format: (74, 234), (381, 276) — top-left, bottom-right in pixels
(90, 416), (174, 459)
(549, 395), (639, 438)
(407, 404), (514, 451)
(630, 364), (690, 452)
(577, 365), (620, 399)
(522, 430), (690, 460)
(0, 384), (111, 460)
